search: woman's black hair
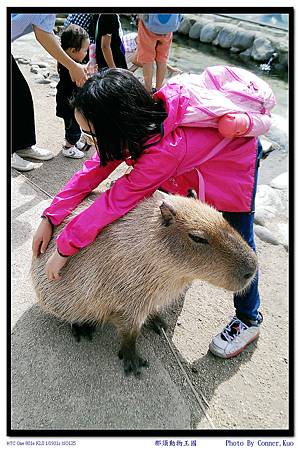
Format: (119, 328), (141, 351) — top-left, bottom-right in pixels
(71, 68), (168, 166)
(60, 24), (89, 52)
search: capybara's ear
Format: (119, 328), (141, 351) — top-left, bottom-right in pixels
(159, 201), (176, 226)
(187, 188), (197, 199)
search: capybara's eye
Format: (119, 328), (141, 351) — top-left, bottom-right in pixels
(188, 233), (209, 244)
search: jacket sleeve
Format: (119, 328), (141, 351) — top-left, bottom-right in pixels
(55, 145), (183, 256)
(243, 112), (273, 137)
(42, 151), (122, 226)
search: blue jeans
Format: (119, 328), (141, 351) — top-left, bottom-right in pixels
(64, 117), (81, 146)
(222, 140), (263, 324)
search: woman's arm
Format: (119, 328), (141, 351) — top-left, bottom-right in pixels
(33, 26), (87, 86)
(42, 151), (122, 227)
(100, 34), (116, 68)
(55, 145), (183, 257)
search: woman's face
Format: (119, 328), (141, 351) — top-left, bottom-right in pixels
(75, 109), (97, 147)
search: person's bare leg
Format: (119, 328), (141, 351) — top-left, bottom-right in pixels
(143, 62), (154, 92)
(167, 64), (183, 75)
(155, 61), (167, 91)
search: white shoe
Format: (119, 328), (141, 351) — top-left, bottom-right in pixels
(62, 145), (84, 159)
(209, 315), (262, 359)
(75, 135), (90, 151)
(11, 153), (35, 171)
(16, 145), (54, 161)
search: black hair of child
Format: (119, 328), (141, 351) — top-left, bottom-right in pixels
(71, 68), (168, 166)
(60, 24), (89, 52)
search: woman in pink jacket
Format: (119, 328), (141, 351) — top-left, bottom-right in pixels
(32, 68), (265, 359)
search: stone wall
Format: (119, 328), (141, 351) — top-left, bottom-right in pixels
(177, 14), (288, 72)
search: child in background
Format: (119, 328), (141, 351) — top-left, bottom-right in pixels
(56, 24), (90, 159)
(136, 14), (181, 92)
(95, 14), (127, 69)
(123, 31), (183, 76)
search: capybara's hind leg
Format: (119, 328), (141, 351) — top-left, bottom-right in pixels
(71, 322), (96, 342)
(146, 314), (168, 335)
(118, 329), (149, 376)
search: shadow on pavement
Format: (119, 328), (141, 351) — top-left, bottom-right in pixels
(11, 305), (191, 431)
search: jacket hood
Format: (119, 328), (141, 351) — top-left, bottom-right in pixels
(154, 83), (190, 137)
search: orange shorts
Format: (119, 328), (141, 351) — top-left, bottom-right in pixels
(136, 19), (173, 64)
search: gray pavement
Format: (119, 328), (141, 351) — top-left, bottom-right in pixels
(11, 33), (289, 432)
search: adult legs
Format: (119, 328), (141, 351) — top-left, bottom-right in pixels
(11, 55), (36, 153)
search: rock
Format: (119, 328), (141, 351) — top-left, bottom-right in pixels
(266, 113), (288, 150)
(35, 75), (52, 84)
(40, 70), (50, 79)
(238, 48), (252, 61)
(30, 65), (40, 74)
(251, 36), (275, 62)
(178, 18), (191, 35)
(254, 225), (280, 245)
(254, 209), (268, 226)
(189, 22), (203, 40)
(270, 172), (288, 190)
(254, 206), (276, 225)
(30, 61), (49, 69)
(200, 23), (221, 43)
(256, 184), (283, 212)
(230, 47), (241, 54)
(212, 36), (219, 46)
(16, 58), (30, 65)
(260, 137), (279, 159)
(277, 223), (288, 247)
(276, 39), (289, 54)
(232, 30), (256, 50)
(218, 25), (238, 49)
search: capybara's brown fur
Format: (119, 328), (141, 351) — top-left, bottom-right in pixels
(31, 192), (257, 375)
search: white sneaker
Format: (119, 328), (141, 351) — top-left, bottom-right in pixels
(209, 316), (261, 359)
(62, 145), (84, 159)
(11, 153), (35, 171)
(16, 145), (54, 161)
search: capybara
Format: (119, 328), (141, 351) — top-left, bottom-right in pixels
(31, 191), (257, 375)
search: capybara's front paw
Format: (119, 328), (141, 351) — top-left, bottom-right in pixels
(118, 349), (149, 376)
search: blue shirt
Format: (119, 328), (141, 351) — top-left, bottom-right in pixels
(11, 14), (56, 42)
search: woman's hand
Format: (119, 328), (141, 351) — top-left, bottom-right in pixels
(45, 250), (69, 281)
(32, 218), (53, 257)
(69, 61), (88, 87)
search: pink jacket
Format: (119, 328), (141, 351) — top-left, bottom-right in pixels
(169, 65), (276, 136)
(43, 82), (259, 257)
